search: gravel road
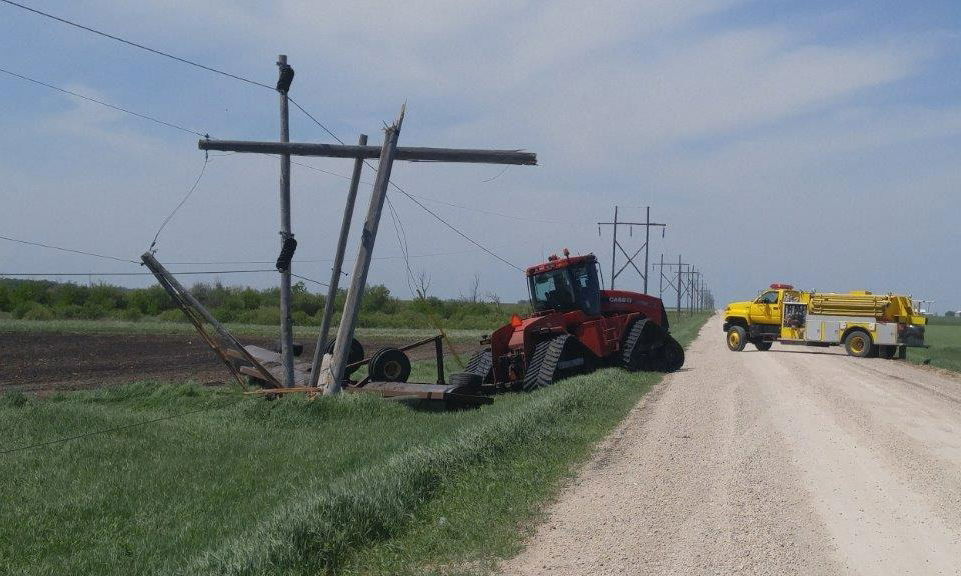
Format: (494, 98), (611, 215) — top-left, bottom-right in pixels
(501, 316), (961, 575)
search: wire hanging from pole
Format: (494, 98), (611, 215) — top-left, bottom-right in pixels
(148, 151), (210, 252)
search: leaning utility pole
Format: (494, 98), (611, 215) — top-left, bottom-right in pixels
(276, 55), (295, 387)
(325, 110), (404, 394)
(597, 205), (666, 292)
(198, 95), (536, 395)
(307, 133), (368, 388)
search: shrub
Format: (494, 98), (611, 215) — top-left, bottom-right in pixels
(21, 303), (55, 321)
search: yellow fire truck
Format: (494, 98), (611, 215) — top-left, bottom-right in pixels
(723, 284), (926, 358)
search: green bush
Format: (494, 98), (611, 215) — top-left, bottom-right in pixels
(157, 309), (189, 323)
(20, 303), (55, 321)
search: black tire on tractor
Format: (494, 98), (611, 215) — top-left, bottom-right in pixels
(325, 337), (365, 376)
(879, 345), (897, 360)
(523, 334), (594, 391)
(650, 335), (685, 373)
(726, 326), (747, 352)
(754, 341), (773, 351)
(465, 349), (494, 383)
(368, 347), (412, 382)
(844, 330), (873, 358)
(622, 318), (666, 371)
(449, 372), (484, 390)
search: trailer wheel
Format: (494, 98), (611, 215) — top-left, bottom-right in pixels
(726, 326), (747, 351)
(754, 341), (773, 351)
(325, 337), (365, 376)
(844, 330), (873, 358)
(368, 347), (411, 382)
(465, 349), (494, 383)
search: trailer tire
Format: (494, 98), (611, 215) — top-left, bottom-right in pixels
(726, 326), (747, 351)
(754, 341), (773, 351)
(449, 372), (483, 390)
(465, 349), (494, 383)
(325, 337), (365, 376)
(844, 330), (873, 358)
(368, 347), (411, 382)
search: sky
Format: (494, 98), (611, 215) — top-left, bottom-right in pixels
(1, 0), (959, 312)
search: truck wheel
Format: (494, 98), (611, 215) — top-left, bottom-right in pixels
(844, 330), (873, 358)
(754, 341), (773, 351)
(726, 326), (747, 352)
(879, 345), (897, 360)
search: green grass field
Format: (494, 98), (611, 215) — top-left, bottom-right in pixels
(911, 318), (961, 373)
(0, 313), (710, 576)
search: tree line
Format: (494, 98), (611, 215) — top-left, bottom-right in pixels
(0, 278), (527, 330)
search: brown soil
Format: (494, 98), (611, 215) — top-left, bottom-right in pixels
(0, 332), (443, 394)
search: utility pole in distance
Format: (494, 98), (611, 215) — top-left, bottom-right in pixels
(597, 205), (666, 293)
(651, 255), (688, 315)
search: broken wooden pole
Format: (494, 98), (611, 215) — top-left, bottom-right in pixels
(323, 107), (405, 395)
(308, 133), (368, 387)
(198, 139), (536, 165)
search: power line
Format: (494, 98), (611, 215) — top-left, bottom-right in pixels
(0, 66), (207, 137)
(2, 0), (522, 272)
(0, 395), (247, 455)
(1, 269), (277, 277)
(149, 152), (210, 251)
(0, 0), (273, 91)
(0, 234), (137, 264)
(162, 249), (481, 266)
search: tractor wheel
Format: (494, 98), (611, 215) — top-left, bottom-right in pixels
(649, 335), (685, 372)
(622, 319), (665, 371)
(368, 347), (411, 382)
(325, 337), (365, 376)
(465, 349), (494, 383)
(844, 330), (873, 358)
(522, 339), (553, 391)
(523, 334), (593, 391)
(754, 341), (773, 351)
(879, 345), (897, 360)
(726, 326), (747, 352)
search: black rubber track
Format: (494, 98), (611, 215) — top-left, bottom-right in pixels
(621, 319), (650, 370)
(522, 338), (553, 391)
(465, 349), (494, 382)
(524, 334), (593, 391)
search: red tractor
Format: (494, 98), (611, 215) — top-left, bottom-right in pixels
(462, 251), (684, 390)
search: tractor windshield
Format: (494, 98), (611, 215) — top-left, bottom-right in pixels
(529, 260), (601, 315)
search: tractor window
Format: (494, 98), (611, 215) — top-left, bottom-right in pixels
(570, 262), (601, 316)
(529, 269), (575, 312)
(757, 291), (779, 304)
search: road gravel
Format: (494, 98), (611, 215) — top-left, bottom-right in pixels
(501, 316), (961, 575)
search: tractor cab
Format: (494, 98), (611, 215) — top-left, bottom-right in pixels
(526, 252), (601, 316)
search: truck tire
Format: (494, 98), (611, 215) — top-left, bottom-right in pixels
(754, 341), (773, 351)
(879, 345), (897, 359)
(465, 349), (494, 383)
(726, 326), (747, 352)
(844, 330), (873, 358)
